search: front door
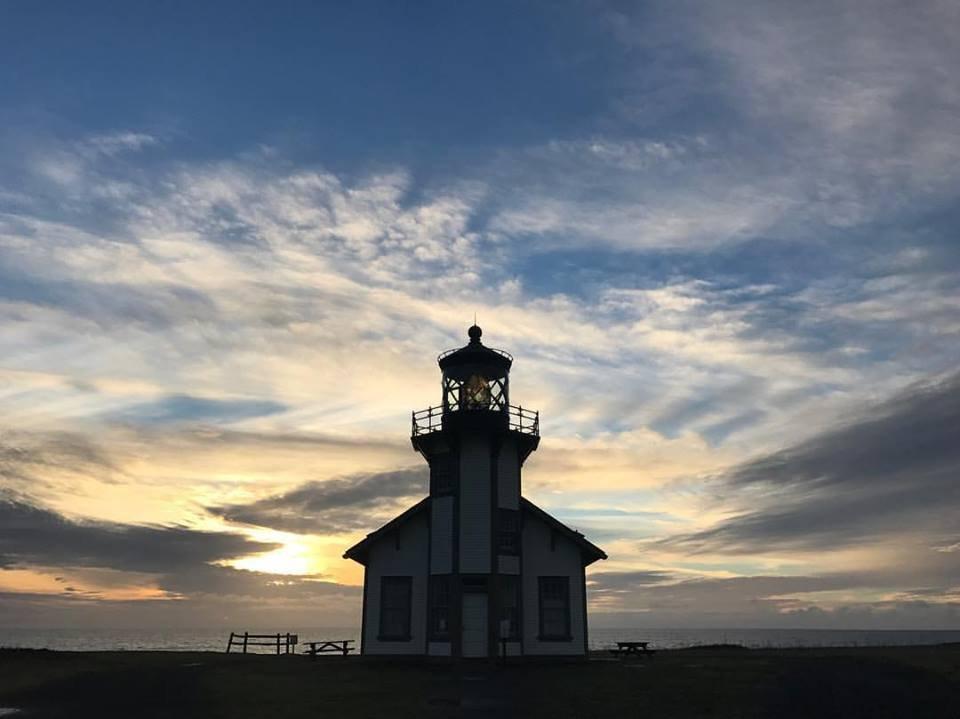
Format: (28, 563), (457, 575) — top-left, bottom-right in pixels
(461, 593), (488, 658)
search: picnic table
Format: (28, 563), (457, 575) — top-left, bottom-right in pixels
(610, 641), (655, 657)
(303, 639), (354, 658)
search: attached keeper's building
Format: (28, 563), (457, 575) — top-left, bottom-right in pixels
(344, 325), (606, 658)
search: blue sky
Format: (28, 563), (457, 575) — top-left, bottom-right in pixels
(1, 0), (959, 629)
(2, 3), (616, 167)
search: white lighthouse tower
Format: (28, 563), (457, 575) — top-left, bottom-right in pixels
(344, 325), (606, 658)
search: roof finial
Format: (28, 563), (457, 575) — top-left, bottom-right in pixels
(468, 315), (482, 344)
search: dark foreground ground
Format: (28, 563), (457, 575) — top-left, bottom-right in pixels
(2, 645), (959, 718)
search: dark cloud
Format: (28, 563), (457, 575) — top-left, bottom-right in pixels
(725, 371), (960, 491)
(0, 495), (277, 573)
(659, 371), (960, 553)
(210, 467), (427, 534)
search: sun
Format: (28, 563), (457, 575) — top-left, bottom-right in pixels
(228, 529), (318, 576)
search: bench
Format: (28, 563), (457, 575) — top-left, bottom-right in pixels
(303, 639), (355, 658)
(226, 632), (298, 654)
(609, 641), (655, 657)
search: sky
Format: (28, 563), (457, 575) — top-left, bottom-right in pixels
(1, 0), (959, 630)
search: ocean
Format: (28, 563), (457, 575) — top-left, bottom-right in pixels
(2, 627), (959, 653)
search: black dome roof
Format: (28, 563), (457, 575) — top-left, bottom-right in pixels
(437, 325), (513, 380)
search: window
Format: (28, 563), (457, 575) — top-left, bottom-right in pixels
(428, 575), (450, 640)
(499, 575), (520, 640)
(379, 576), (412, 640)
(430, 453), (455, 496)
(538, 576), (570, 640)
(497, 509), (520, 555)
(462, 374), (491, 409)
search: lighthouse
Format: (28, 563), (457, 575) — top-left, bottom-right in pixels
(344, 325), (606, 658)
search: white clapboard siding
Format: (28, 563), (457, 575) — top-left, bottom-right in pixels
(520, 511), (586, 656)
(363, 510), (429, 655)
(459, 436), (490, 573)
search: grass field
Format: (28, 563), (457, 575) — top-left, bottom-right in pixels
(2, 644), (959, 718)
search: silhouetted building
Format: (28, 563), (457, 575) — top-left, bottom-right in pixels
(344, 326), (606, 658)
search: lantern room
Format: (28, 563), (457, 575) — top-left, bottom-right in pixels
(437, 324), (512, 412)
(411, 325), (539, 442)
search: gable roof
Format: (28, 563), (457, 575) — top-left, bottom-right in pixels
(342, 496), (607, 566)
(520, 497), (608, 565)
(342, 497), (429, 564)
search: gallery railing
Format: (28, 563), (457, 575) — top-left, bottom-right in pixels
(412, 403), (539, 437)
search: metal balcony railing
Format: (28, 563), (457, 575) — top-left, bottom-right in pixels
(412, 403), (539, 437)
(507, 404), (540, 435)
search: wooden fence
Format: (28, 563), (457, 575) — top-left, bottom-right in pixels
(225, 631), (298, 655)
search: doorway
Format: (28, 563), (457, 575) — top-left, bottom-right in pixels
(461, 592), (488, 657)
